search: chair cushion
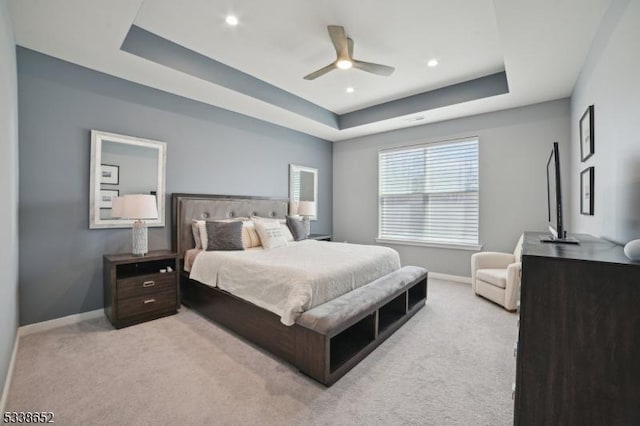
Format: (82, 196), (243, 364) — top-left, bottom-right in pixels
(476, 268), (508, 289)
(296, 266), (428, 335)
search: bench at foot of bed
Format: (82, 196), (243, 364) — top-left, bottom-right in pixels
(295, 266), (428, 385)
(180, 266), (428, 386)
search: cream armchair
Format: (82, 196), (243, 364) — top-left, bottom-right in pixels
(471, 235), (523, 311)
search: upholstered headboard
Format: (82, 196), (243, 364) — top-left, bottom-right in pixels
(171, 193), (289, 257)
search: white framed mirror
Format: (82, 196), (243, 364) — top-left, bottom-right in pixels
(289, 164), (318, 220)
(89, 130), (166, 229)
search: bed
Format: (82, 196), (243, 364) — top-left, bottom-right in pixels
(172, 193), (428, 385)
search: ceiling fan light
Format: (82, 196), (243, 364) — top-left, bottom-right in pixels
(336, 59), (353, 70)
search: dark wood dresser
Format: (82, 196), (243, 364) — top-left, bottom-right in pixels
(514, 232), (640, 425)
(103, 251), (180, 328)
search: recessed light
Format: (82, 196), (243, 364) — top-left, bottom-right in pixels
(336, 59), (353, 70)
(427, 58), (439, 67)
(346, 87), (355, 94)
(225, 15), (239, 26)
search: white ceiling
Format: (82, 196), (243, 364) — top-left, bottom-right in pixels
(8, 0), (612, 142)
(134, 0), (505, 114)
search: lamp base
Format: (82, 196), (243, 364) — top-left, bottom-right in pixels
(132, 221), (148, 256)
(302, 216), (311, 237)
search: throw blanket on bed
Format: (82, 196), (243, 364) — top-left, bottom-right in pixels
(189, 240), (401, 325)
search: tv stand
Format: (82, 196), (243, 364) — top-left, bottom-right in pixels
(539, 235), (580, 244)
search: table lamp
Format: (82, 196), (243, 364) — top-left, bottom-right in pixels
(112, 194), (158, 256)
(289, 201), (299, 216)
(297, 201), (316, 235)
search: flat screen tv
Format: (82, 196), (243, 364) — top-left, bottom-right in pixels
(542, 142), (579, 244)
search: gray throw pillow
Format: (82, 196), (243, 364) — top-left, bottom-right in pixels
(205, 220), (244, 251)
(286, 216), (308, 241)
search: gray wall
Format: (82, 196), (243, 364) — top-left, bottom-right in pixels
(569, 0), (640, 244)
(18, 48), (333, 326)
(333, 99), (571, 277)
(0, 0), (19, 400)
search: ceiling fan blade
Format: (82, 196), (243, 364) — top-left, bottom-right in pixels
(353, 60), (395, 76)
(303, 63), (336, 80)
(347, 37), (354, 59)
(327, 25), (348, 58)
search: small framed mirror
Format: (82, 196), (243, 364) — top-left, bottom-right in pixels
(89, 130), (166, 229)
(289, 164), (318, 220)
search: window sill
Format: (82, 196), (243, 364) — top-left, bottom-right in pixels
(375, 238), (483, 251)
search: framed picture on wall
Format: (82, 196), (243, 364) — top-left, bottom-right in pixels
(99, 189), (119, 210)
(580, 105), (594, 162)
(580, 167), (594, 215)
(100, 164), (119, 185)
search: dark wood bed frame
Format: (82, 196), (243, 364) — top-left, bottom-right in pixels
(172, 193), (427, 386)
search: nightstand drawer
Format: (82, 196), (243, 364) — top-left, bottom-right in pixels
(118, 289), (177, 319)
(117, 272), (176, 300)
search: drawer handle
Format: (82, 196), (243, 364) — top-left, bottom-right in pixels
(142, 281), (155, 288)
(144, 298), (156, 304)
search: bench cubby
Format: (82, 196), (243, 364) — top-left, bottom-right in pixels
(296, 266), (429, 385)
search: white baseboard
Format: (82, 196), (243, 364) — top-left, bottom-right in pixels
(19, 309), (104, 337)
(0, 332), (19, 416)
(429, 272), (472, 284)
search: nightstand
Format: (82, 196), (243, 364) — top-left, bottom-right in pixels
(103, 250), (179, 329)
(308, 233), (332, 241)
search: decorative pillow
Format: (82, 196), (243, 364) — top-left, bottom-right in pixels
(241, 220), (262, 248)
(253, 220), (288, 249)
(191, 220), (202, 249)
(205, 220), (244, 251)
(251, 216), (294, 242)
(196, 217), (245, 250)
(282, 221), (295, 242)
(195, 220), (208, 250)
(286, 216), (308, 241)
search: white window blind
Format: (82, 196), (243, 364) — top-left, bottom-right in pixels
(291, 172), (301, 201)
(378, 138), (479, 247)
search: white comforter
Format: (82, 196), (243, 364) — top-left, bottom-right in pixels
(189, 240), (401, 325)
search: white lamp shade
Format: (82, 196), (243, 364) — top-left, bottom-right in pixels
(121, 194), (158, 220)
(289, 201), (299, 215)
(111, 196), (124, 218)
(297, 201), (316, 217)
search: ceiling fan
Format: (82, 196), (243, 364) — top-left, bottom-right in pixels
(303, 25), (395, 80)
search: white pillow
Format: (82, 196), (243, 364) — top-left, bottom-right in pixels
(241, 220), (261, 248)
(281, 221), (294, 242)
(191, 220), (202, 249)
(253, 220), (288, 249)
(194, 220), (208, 250)
(251, 216), (294, 242)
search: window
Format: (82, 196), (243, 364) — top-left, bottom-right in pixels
(378, 138), (479, 248)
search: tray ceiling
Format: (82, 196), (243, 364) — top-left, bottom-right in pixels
(8, 0), (612, 141)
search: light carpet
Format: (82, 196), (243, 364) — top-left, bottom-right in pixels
(7, 279), (517, 425)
